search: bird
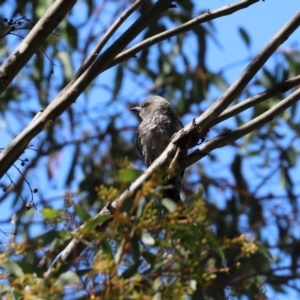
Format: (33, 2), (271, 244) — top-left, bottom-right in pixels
(130, 95), (186, 203)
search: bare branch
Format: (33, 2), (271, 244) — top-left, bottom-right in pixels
(0, 0), (77, 95)
(228, 265), (300, 286)
(108, 0), (261, 68)
(73, 0), (144, 81)
(0, 0), (173, 178)
(214, 75), (300, 126)
(182, 87), (300, 170)
(172, 10), (300, 147)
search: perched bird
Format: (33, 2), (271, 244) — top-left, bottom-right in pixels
(131, 95), (186, 202)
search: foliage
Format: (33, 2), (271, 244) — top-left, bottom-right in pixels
(0, 0), (299, 299)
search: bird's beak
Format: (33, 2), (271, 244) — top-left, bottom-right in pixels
(130, 106), (141, 113)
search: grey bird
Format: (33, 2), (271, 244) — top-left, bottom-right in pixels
(131, 95), (186, 202)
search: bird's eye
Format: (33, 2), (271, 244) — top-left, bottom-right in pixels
(143, 102), (149, 107)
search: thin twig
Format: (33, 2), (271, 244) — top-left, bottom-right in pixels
(0, 0), (173, 178)
(228, 265), (300, 285)
(73, 0), (144, 81)
(0, 0), (76, 96)
(108, 0), (260, 69)
(172, 11), (300, 147)
(181, 87), (300, 170)
(213, 75), (300, 126)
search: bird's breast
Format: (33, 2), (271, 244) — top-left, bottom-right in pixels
(138, 117), (181, 166)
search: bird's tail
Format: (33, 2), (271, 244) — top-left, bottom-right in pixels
(161, 174), (183, 203)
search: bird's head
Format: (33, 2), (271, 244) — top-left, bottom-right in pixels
(130, 96), (174, 120)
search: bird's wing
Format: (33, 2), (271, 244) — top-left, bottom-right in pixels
(136, 127), (144, 158)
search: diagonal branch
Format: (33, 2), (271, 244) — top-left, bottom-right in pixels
(213, 74), (300, 126)
(181, 87), (300, 170)
(227, 265), (300, 286)
(0, 0), (77, 96)
(172, 10), (300, 147)
(0, 0), (173, 179)
(0, 0), (262, 179)
(72, 0), (145, 82)
(108, 0), (260, 69)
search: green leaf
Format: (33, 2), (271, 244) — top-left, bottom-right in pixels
(15, 262), (44, 277)
(121, 260), (142, 279)
(210, 72), (228, 92)
(12, 290), (23, 300)
(185, 189), (204, 204)
(81, 215), (111, 231)
(141, 252), (157, 265)
(1, 262), (24, 277)
(41, 208), (63, 220)
(65, 143), (80, 186)
(54, 271), (79, 287)
(256, 243), (273, 261)
(76, 268), (92, 277)
(100, 238), (113, 257)
(212, 240), (226, 264)
(57, 231), (73, 240)
(176, 0), (194, 10)
(238, 27), (251, 47)
(260, 67), (276, 88)
(65, 21), (78, 48)
(130, 234), (141, 262)
(57, 51), (74, 82)
(74, 205), (91, 222)
(112, 64), (124, 100)
(30, 229), (60, 247)
(161, 198), (176, 212)
(153, 276), (163, 292)
(169, 262), (181, 271)
(114, 242), (124, 263)
(119, 169), (143, 182)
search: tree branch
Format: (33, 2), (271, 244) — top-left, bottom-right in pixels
(0, 0), (77, 95)
(181, 87), (300, 170)
(228, 265), (300, 286)
(213, 74), (300, 126)
(172, 10), (300, 147)
(0, 0), (173, 178)
(73, 0), (144, 81)
(108, 0), (260, 69)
